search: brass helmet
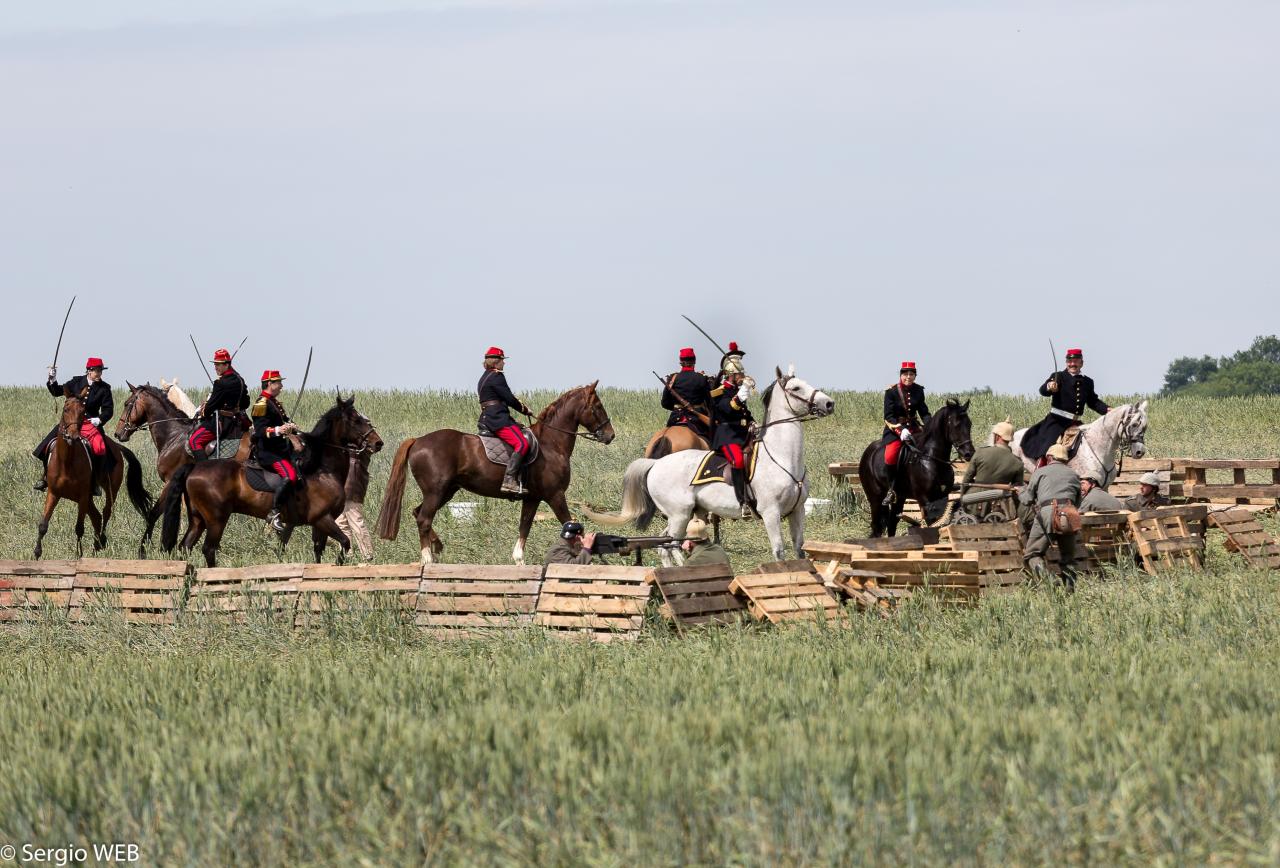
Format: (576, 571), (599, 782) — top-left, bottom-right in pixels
(722, 357), (745, 376)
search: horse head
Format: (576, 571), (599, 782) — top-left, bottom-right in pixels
(543, 381), (615, 444)
(115, 381), (147, 442)
(768, 365), (835, 420)
(324, 393), (383, 454)
(1118, 400), (1149, 458)
(941, 398), (975, 461)
(60, 386), (88, 443)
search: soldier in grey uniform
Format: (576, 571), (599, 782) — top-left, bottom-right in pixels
(680, 518), (730, 567)
(1020, 443), (1082, 587)
(1123, 472), (1169, 511)
(544, 521), (597, 566)
(961, 420), (1025, 493)
(1079, 476), (1125, 513)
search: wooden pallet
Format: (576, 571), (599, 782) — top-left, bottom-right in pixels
(1109, 458), (1184, 500)
(294, 563), (422, 627)
(1207, 510), (1280, 569)
(534, 564), (651, 642)
(839, 549), (1009, 602)
(1177, 459), (1280, 506)
(417, 564), (543, 636)
(1127, 505), (1208, 575)
(728, 566), (839, 624)
(818, 562), (910, 611)
(647, 563), (746, 632)
(937, 522), (1023, 572)
(189, 563), (305, 621)
(0, 560), (76, 621)
(69, 558), (188, 625)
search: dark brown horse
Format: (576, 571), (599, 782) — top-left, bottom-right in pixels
(35, 387), (153, 558)
(160, 396), (383, 566)
(376, 382), (615, 564)
(858, 399), (975, 537)
(116, 382), (252, 548)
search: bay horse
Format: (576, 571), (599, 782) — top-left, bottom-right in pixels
(376, 382), (615, 564)
(858, 399), (976, 538)
(35, 387), (154, 558)
(116, 382), (252, 549)
(160, 396), (383, 567)
(1011, 401), (1149, 486)
(585, 366), (833, 562)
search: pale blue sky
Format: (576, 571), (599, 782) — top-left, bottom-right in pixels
(2, 1), (1276, 395)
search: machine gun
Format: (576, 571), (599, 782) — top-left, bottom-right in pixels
(589, 534), (686, 565)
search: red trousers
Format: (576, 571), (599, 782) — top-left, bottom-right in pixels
(720, 443), (744, 470)
(884, 439), (903, 466)
(81, 421), (107, 456)
(271, 460), (298, 482)
(189, 425), (215, 452)
(496, 425), (529, 455)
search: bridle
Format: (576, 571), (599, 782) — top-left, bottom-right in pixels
(753, 375), (830, 434)
(530, 391), (613, 443)
(1083, 405), (1145, 485)
(117, 389), (188, 436)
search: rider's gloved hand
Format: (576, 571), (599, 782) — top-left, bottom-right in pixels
(899, 429), (912, 443)
(47, 366), (57, 381)
(90, 417), (101, 427)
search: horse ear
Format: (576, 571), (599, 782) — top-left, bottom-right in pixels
(788, 363), (795, 377)
(589, 379), (599, 391)
(1139, 399), (1148, 412)
(63, 384), (73, 398)
(962, 399), (971, 411)
(775, 366), (783, 380)
(126, 380), (135, 391)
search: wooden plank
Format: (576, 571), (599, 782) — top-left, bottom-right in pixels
(195, 563), (305, 584)
(664, 595), (744, 617)
(0, 576), (75, 591)
(1184, 484), (1280, 498)
(941, 524), (1021, 541)
(533, 613), (644, 631)
(302, 563), (421, 579)
(415, 612), (535, 629)
(1176, 459), (1280, 470)
(755, 559), (820, 574)
(76, 558), (188, 576)
(538, 580), (651, 598)
(0, 560), (78, 576)
(543, 564), (651, 582)
(421, 564), (543, 581)
(72, 575), (183, 591)
(537, 597), (647, 616)
(291, 579), (421, 593)
(419, 581), (541, 595)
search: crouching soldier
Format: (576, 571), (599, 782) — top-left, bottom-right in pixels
(1020, 443), (1082, 588)
(1124, 472), (1169, 511)
(1080, 476), (1125, 512)
(680, 518), (729, 567)
(544, 521), (598, 565)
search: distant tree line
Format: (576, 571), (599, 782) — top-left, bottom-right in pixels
(1162, 335), (1280, 397)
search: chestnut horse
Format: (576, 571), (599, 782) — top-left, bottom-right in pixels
(160, 396), (383, 566)
(376, 382), (615, 564)
(35, 387), (153, 558)
(116, 382), (253, 549)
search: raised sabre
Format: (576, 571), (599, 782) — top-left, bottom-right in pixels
(51, 295), (77, 371)
(189, 334), (215, 385)
(681, 314), (727, 358)
(291, 346), (313, 418)
(230, 335), (249, 361)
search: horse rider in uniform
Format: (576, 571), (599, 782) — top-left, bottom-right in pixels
(1020, 443), (1082, 588)
(1080, 475), (1125, 512)
(478, 347), (534, 495)
(35, 357), (115, 495)
(1021, 348), (1109, 464)
(881, 361), (931, 506)
(544, 521), (598, 565)
(187, 348), (249, 459)
(661, 347), (714, 438)
(680, 518), (730, 566)
(718, 341), (746, 386)
(251, 370), (301, 532)
(1124, 472), (1169, 511)
(711, 357), (756, 518)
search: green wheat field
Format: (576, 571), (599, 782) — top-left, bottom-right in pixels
(2, 384), (1279, 864)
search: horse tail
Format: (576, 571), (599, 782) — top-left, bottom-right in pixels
(119, 446), (154, 519)
(582, 458), (658, 529)
(376, 437), (416, 541)
(648, 435), (673, 459)
(160, 463), (195, 552)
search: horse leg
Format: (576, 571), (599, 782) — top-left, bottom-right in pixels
(85, 498), (106, 552)
(74, 503), (87, 557)
(312, 516), (350, 564)
(181, 512), (206, 554)
(413, 497), (446, 565)
(659, 508), (694, 568)
(513, 498), (540, 565)
(34, 491), (58, 559)
(201, 515), (228, 568)
(787, 507), (806, 559)
(761, 506), (787, 561)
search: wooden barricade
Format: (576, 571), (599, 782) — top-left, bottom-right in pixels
(827, 460), (968, 524)
(839, 550), (1002, 603)
(937, 522), (1024, 572)
(189, 563), (305, 622)
(1109, 458), (1184, 501)
(417, 564), (543, 636)
(728, 562), (839, 624)
(1127, 504), (1208, 575)
(294, 563), (422, 628)
(535, 564), (651, 642)
(1044, 512), (1134, 574)
(1178, 459), (1280, 507)
(817, 561), (909, 612)
(69, 559), (188, 625)
(0, 560), (76, 621)
(647, 562), (745, 633)
(1207, 510), (1280, 569)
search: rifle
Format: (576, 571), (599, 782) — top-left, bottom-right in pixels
(653, 371), (712, 428)
(589, 534), (685, 565)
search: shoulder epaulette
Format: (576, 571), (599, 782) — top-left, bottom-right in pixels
(251, 397), (267, 417)
(710, 386), (724, 397)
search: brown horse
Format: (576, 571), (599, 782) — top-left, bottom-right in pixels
(160, 396), (383, 567)
(116, 382), (252, 548)
(376, 382), (615, 564)
(35, 387), (154, 558)
(644, 425), (709, 458)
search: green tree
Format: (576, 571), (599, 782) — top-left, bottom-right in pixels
(1162, 335), (1280, 397)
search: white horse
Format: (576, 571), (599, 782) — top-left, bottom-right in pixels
(1011, 401), (1149, 487)
(587, 366), (834, 561)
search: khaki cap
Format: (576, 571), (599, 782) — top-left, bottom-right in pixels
(991, 421), (1014, 441)
(684, 518), (710, 540)
(1046, 444), (1069, 462)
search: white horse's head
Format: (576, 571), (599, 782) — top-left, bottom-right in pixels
(1119, 400), (1149, 458)
(767, 364), (835, 419)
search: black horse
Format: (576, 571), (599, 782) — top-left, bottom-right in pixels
(858, 399), (976, 537)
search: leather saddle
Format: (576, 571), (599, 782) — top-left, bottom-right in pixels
(1057, 425), (1084, 460)
(690, 444), (759, 487)
(478, 426), (540, 467)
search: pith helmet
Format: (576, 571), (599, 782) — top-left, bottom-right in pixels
(991, 421), (1014, 441)
(1139, 471), (1161, 486)
(1046, 444), (1069, 462)
(684, 518), (710, 541)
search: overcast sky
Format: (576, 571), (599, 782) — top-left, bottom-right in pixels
(2, 0), (1276, 396)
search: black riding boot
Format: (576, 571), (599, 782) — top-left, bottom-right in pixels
(267, 479), (290, 533)
(32, 433), (53, 492)
(731, 468), (752, 518)
(881, 462), (899, 508)
(501, 448), (526, 495)
(90, 454), (104, 497)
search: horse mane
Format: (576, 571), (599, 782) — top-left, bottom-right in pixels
(761, 380), (776, 424)
(298, 399), (350, 473)
(536, 384), (594, 423)
(138, 383), (184, 418)
(920, 398), (963, 440)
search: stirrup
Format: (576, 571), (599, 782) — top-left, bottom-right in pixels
(881, 489), (896, 507)
(500, 476), (524, 495)
(33, 478), (47, 492)
(267, 509), (286, 533)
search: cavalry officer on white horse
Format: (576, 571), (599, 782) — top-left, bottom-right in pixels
(880, 361), (931, 506)
(1021, 347), (1109, 465)
(35, 356), (115, 494)
(711, 357), (755, 518)
(660, 347), (715, 438)
(478, 346), (534, 494)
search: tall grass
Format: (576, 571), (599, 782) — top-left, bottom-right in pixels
(3, 386), (1280, 862)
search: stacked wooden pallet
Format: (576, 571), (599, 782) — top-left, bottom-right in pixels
(0, 560), (76, 622)
(417, 564), (543, 636)
(728, 562), (839, 624)
(189, 563), (304, 622)
(842, 550), (996, 603)
(1207, 510), (1280, 569)
(69, 559), (187, 625)
(1109, 458), (1184, 500)
(937, 522), (1024, 572)
(648, 562), (746, 633)
(816, 561), (910, 611)
(293, 563), (422, 628)
(534, 564), (651, 642)
(1178, 459), (1280, 508)
(1127, 504), (1208, 575)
